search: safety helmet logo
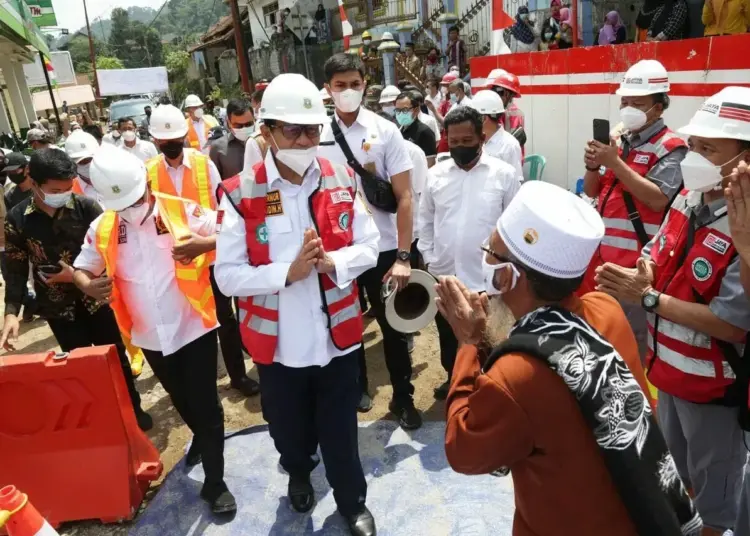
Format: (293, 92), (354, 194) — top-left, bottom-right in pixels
(303, 98), (312, 109)
(112, 185), (121, 194)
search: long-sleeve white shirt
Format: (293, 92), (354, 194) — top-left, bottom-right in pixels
(242, 136), (264, 172)
(120, 139), (158, 162)
(214, 153), (380, 368)
(484, 127), (524, 183)
(157, 148), (223, 203)
(404, 140), (428, 240)
(418, 153), (521, 291)
(74, 202), (219, 356)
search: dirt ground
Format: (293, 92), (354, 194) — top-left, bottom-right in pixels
(1, 286), (451, 536)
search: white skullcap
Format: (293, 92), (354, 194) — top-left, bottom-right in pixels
(497, 181), (604, 278)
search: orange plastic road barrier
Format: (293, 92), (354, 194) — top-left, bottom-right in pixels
(0, 346), (162, 527)
(0, 486), (60, 535)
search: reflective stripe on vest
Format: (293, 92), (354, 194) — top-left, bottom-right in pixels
(186, 117), (215, 150)
(229, 158), (362, 364)
(647, 335), (736, 379)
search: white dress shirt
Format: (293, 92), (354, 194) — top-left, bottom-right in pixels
(214, 153), (380, 368)
(404, 140), (428, 240)
(418, 153), (521, 291)
(418, 111), (441, 142)
(449, 95), (473, 113)
(157, 148), (222, 204)
(102, 133), (122, 146)
(485, 127), (524, 182)
(120, 139), (158, 162)
(242, 136), (264, 172)
(318, 107), (413, 252)
(74, 203), (219, 355)
(425, 92), (443, 118)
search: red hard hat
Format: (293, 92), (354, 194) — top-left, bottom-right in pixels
(441, 72), (458, 85)
(490, 71), (522, 98)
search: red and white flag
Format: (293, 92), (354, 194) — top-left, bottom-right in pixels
(491, 0), (515, 55)
(337, 0), (353, 49)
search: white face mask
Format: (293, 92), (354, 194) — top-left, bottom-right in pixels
(119, 200), (152, 225)
(122, 130), (137, 142)
(331, 89), (364, 113)
(40, 189), (73, 209)
(77, 163), (91, 183)
(619, 106), (651, 131)
(680, 151), (741, 193)
(232, 125), (256, 142)
(193, 108), (204, 120)
(112, 130), (121, 139)
(272, 134), (317, 176)
(482, 257), (519, 296)
(381, 105), (396, 117)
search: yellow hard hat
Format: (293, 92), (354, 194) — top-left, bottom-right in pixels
(362, 30), (372, 39)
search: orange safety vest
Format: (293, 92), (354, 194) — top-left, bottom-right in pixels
(146, 151), (217, 263)
(94, 208), (217, 350)
(219, 158), (363, 365)
(72, 180), (84, 195)
(186, 117), (215, 150)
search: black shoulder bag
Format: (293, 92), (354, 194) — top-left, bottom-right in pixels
(329, 118), (398, 213)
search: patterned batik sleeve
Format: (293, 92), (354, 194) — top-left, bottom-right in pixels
(3, 215), (29, 317)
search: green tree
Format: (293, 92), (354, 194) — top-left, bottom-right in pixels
(96, 56), (125, 69)
(63, 34), (110, 74)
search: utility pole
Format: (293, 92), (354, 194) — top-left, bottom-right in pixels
(39, 51), (61, 134)
(229, 0), (252, 94)
(83, 0), (104, 116)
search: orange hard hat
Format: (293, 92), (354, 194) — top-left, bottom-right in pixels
(440, 72), (458, 85)
(490, 71), (522, 98)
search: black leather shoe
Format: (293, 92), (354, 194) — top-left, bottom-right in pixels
(136, 410), (153, 431)
(186, 441), (202, 467)
(357, 392), (373, 413)
(346, 507), (376, 536)
(200, 487), (237, 515)
(231, 376), (261, 397)
(433, 380), (450, 401)
(389, 400), (422, 430)
(288, 474), (314, 513)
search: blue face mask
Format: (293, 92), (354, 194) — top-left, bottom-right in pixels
(395, 110), (415, 128)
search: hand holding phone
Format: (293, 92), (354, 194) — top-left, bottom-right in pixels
(593, 119), (611, 145)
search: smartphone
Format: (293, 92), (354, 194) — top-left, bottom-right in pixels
(593, 119), (611, 145)
(38, 264), (62, 275)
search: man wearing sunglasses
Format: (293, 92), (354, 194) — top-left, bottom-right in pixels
(215, 73), (380, 536)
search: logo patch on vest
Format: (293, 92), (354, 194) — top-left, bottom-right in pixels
(703, 233), (730, 255)
(216, 209), (223, 233)
(265, 190), (283, 216)
(256, 222), (269, 244)
(692, 257), (713, 282)
(633, 154), (650, 165)
(330, 190), (353, 204)
(117, 223), (127, 244)
(338, 212), (350, 231)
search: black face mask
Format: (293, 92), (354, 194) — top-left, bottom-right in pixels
(450, 145), (481, 167)
(8, 171), (26, 185)
(145, 110), (152, 117)
(160, 140), (184, 159)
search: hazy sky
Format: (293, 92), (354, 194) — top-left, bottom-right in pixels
(52, 0), (157, 32)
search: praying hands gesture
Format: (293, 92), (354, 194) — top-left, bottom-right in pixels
(435, 276), (489, 346)
(594, 258), (655, 305)
(725, 160), (750, 263)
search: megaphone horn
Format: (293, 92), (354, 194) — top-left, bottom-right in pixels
(382, 269), (438, 334)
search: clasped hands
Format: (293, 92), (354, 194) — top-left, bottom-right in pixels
(286, 228), (336, 285)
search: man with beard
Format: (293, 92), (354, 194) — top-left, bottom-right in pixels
(440, 180), (693, 536)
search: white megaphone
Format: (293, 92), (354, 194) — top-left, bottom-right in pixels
(381, 269), (438, 333)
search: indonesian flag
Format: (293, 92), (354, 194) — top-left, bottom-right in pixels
(43, 56), (57, 86)
(337, 0), (352, 49)
(491, 0), (514, 55)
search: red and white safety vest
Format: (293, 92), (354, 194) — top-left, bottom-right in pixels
(646, 190), (739, 403)
(220, 158), (363, 365)
(582, 126), (686, 292)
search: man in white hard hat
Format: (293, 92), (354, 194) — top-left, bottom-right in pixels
(64, 130), (103, 202)
(72, 145), (236, 515)
(437, 180), (698, 536)
(597, 86), (750, 536)
(582, 59), (688, 358)
(378, 84), (399, 119)
(418, 105), (520, 399)
(318, 53), (420, 427)
(469, 90), (523, 181)
(148, 104), (260, 398)
(184, 94), (219, 155)
(214, 73), (379, 536)
(117, 117), (157, 163)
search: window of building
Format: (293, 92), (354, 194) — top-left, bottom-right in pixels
(263, 2), (279, 27)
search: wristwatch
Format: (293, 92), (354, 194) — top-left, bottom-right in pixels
(396, 250), (411, 263)
(641, 289), (661, 312)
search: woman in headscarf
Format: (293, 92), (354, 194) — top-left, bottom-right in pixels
(510, 6), (539, 53)
(599, 10), (627, 45)
(557, 7), (574, 48)
(544, 0), (563, 33)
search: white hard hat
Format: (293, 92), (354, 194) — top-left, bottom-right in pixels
(149, 104), (189, 140)
(379, 85), (400, 104)
(381, 31), (394, 41)
(184, 94), (204, 108)
(260, 74), (329, 125)
(90, 145), (147, 211)
(679, 86), (750, 142)
(319, 87), (331, 100)
(468, 90), (505, 115)
(383, 270), (438, 333)
(616, 59), (670, 97)
(64, 130), (99, 163)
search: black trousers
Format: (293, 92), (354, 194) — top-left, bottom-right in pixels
(256, 352), (366, 516)
(209, 266), (247, 383)
(355, 248), (414, 404)
(47, 301), (143, 415)
(142, 330), (226, 494)
(434, 310), (459, 379)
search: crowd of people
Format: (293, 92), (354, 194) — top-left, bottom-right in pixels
(4, 48), (750, 536)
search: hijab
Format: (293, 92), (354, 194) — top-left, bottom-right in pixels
(511, 6), (536, 44)
(550, 0), (563, 21)
(598, 10), (624, 44)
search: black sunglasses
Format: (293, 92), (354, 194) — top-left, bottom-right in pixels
(270, 124), (322, 141)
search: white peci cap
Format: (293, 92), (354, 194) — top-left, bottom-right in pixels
(497, 181), (605, 278)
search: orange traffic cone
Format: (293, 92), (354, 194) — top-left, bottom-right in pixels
(0, 486), (59, 535)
